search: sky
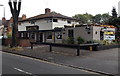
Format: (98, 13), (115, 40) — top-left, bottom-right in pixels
(0, 0), (120, 20)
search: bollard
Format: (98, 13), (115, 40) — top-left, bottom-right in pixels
(76, 48), (80, 56)
(50, 45), (52, 52)
(90, 46), (92, 51)
(31, 43), (33, 49)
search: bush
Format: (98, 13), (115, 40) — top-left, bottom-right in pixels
(102, 40), (110, 45)
(86, 39), (118, 45)
(67, 37), (75, 44)
(87, 40), (95, 43)
(112, 40), (118, 44)
(7, 32), (12, 39)
(62, 39), (67, 44)
(77, 36), (84, 44)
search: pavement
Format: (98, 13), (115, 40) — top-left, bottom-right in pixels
(2, 45), (119, 76)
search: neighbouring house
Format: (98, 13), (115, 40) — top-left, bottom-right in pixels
(1, 14), (27, 38)
(1, 15), (27, 46)
(0, 25), (4, 36)
(1, 17), (10, 38)
(0, 20), (4, 36)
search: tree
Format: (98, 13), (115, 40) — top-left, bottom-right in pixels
(112, 7), (117, 18)
(83, 13), (93, 24)
(8, 0), (21, 47)
(108, 7), (120, 43)
(101, 13), (111, 24)
(92, 13), (111, 24)
(73, 13), (93, 24)
(92, 14), (102, 24)
(73, 14), (87, 24)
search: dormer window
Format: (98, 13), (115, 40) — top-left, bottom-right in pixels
(53, 19), (58, 22)
(31, 20), (36, 24)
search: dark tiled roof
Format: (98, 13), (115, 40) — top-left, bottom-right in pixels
(2, 20), (9, 27)
(19, 12), (80, 22)
(18, 17), (22, 21)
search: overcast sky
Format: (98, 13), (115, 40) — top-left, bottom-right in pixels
(0, 0), (119, 20)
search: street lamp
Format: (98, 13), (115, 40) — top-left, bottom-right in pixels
(0, 4), (5, 18)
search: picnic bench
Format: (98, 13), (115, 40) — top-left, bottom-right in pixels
(30, 42), (81, 56)
(30, 42), (100, 56)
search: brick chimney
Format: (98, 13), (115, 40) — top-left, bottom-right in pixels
(45, 8), (51, 14)
(22, 14), (26, 20)
(2, 17), (6, 22)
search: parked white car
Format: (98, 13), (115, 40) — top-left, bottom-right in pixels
(0, 36), (3, 39)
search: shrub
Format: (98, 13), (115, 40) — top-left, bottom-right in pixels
(86, 40), (102, 45)
(67, 37), (75, 44)
(102, 40), (110, 45)
(113, 40), (119, 44)
(77, 36), (84, 44)
(7, 32), (12, 39)
(86, 40), (98, 44)
(87, 40), (95, 43)
(62, 39), (67, 44)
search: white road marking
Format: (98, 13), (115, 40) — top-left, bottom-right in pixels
(14, 68), (32, 75)
(3, 52), (99, 74)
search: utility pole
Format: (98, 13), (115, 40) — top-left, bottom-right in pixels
(0, 4), (5, 18)
(8, 0), (21, 47)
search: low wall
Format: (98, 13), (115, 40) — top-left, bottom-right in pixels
(96, 45), (120, 51)
(19, 39), (35, 47)
(80, 44), (119, 51)
(2, 38), (11, 46)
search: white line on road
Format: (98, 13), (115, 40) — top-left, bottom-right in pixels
(3, 52), (99, 75)
(14, 68), (32, 75)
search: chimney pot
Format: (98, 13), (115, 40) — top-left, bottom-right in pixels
(45, 8), (51, 14)
(22, 14), (26, 20)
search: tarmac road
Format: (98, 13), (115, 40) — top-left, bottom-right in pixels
(2, 52), (97, 75)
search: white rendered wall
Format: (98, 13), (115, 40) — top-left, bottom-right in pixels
(18, 18), (79, 31)
(52, 19), (78, 29)
(92, 26), (102, 40)
(18, 19), (52, 31)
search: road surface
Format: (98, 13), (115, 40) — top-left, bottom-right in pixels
(1, 52), (97, 75)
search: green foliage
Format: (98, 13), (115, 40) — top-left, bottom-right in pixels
(92, 13), (111, 24)
(77, 36), (84, 44)
(101, 13), (111, 24)
(7, 33), (12, 39)
(112, 7), (117, 17)
(92, 14), (102, 24)
(102, 40), (110, 45)
(62, 38), (75, 44)
(87, 40), (95, 43)
(73, 13), (93, 24)
(86, 39), (118, 45)
(86, 40), (101, 44)
(62, 39), (67, 44)
(111, 40), (118, 44)
(109, 17), (120, 27)
(67, 37), (75, 44)
(73, 13), (111, 24)
(73, 14), (87, 23)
